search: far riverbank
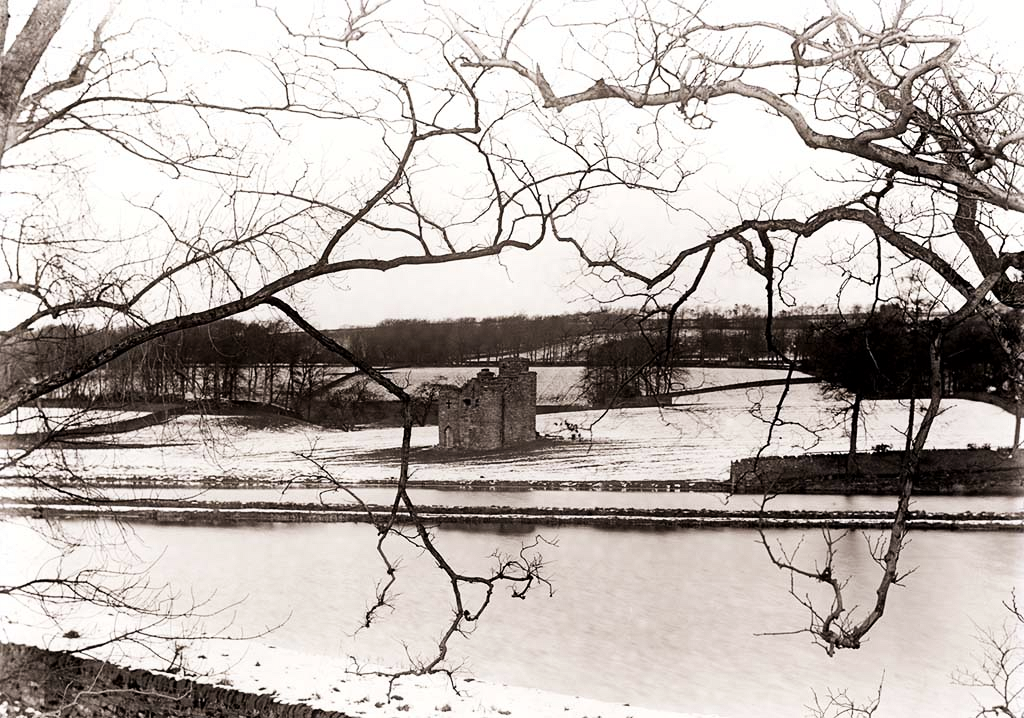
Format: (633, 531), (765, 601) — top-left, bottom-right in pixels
(3, 496), (1022, 531)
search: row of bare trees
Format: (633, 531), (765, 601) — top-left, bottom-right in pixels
(1, 319), (328, 405)
(8, 306), (1013, 413)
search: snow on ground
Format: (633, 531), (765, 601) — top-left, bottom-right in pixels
(0, 616), (715, 718)
(1, 382), (1014, 486)
(0, 407), (149, 435)
(0, 372), (1015, 718)
(334, 365), (804, 406)
(339, 365), (591, 405)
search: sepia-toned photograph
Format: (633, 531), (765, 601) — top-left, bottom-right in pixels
(1, 1), (1023, 716)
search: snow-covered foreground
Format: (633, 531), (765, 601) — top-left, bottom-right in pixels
(0, 370), (1017, 718)
(1, 382), (1014, 486)
(0, 618), (712, 718)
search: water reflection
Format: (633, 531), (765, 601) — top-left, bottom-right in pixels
(3, 484), (1022, 513)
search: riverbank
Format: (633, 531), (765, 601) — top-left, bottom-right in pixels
(0, 637), (706, 718)
(3, 497), (1022, 530)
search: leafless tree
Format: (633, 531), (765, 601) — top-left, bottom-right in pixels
(806, 676), (884, 718)
(0, 0), (666, 677)
(269, 296), (553, 684)
(444, 0), (1024, 653)
(954, 592), (1024, 718)
(4, 0), (1023, 689)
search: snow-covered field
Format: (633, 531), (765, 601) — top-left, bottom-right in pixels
(0, 381), (1013, 486)
(0, 610), (710, 718)
(336, 364), (802, 406)
(339, 365), (591, 405)
(0, 370), (1018, 718)
(0, 407), (149, 436)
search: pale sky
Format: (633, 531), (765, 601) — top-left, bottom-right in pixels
(305, 0), (1024, 326)
(230, 0), (1024, 326)
(2, 0), (1022, 330)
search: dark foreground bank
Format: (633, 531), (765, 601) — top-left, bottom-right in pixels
(0, 643), (345, 718)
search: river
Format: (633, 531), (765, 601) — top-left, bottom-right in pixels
(2, 517), (1021, 718)
(2, 369), (1021, 715)
(3, 486), (1023, 512)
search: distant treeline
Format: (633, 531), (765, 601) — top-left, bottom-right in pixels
(2, 304), (1014, 414)
(332, 312), (614, 365)
(2, 319), (335, 409)
(800, 306), (1017, 400)
(332, 306), (837, 366)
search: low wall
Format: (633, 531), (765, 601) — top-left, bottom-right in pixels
(730, 449), (1024, 495)
(0, 643), (350, 718)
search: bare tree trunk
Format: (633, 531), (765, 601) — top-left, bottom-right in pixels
(761, 334), (946, 654)
(0, 0), (72, 160)
(1012, 391), (1022, 459)
(904, 394), (916, 454)
(849, 392), (862, 458)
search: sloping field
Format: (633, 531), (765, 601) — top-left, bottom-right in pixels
(335, 365), (590, 405)
(0, 407), (151, 436)
(334, 365), (810, 405)
(1, 380), (1013, 487)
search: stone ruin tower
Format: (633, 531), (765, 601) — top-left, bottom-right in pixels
(437, 357), (537, 450)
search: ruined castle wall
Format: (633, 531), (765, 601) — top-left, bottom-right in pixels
(502, 372), (537, 445)
(468, 384), (504, 450)
(438, 377), (503, 450)
(437, 362), (537, 450)
(437, 387), (460, 448)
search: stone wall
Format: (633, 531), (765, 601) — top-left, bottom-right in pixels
(500, 362), (536, 446)
(437, 359), (536, 450)
(438, 369), (501, 449)
(729, 449), (1024, 494)
(0, 643), (352, 718)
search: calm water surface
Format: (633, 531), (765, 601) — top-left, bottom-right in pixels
(4, 519), (1020, 718)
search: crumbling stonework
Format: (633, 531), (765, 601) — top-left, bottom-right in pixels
(437, 358), (536, 450)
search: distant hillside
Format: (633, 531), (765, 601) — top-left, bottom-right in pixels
(326, 308), (822, 366)
(11, 305), (1012, 420)
(326, 311), (632, 365)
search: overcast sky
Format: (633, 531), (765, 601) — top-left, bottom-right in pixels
(3, 0), (1023, 330)
(280, 0), (1024, 328)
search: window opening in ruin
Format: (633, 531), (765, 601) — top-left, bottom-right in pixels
(437, 359), (536, 450)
